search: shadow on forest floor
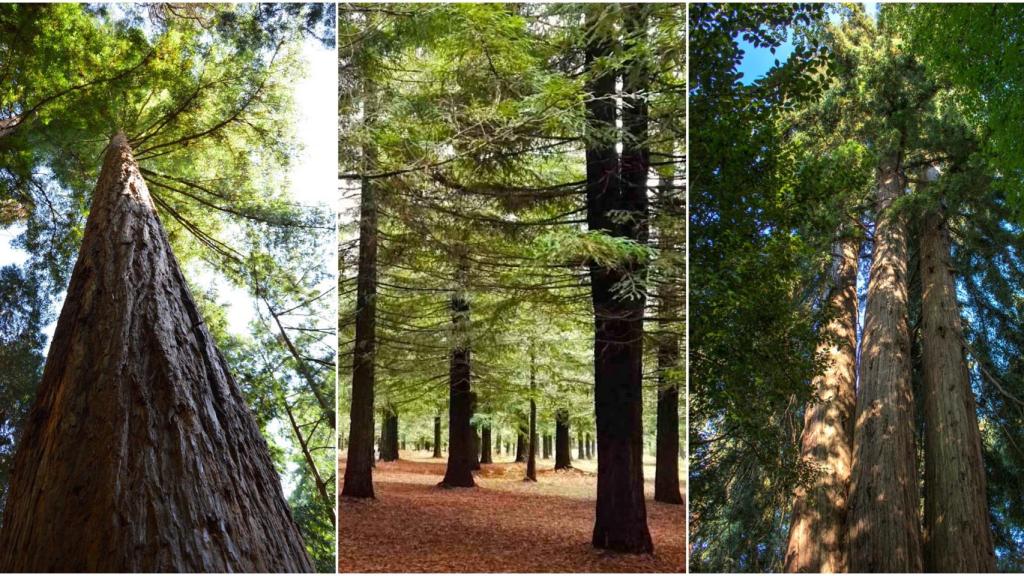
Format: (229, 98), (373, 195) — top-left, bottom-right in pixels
(338, 452), (685, 573)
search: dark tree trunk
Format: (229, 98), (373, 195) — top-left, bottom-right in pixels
(585, 434), (592, 460)
(495, 431), (502, 456)
(585, 5), (653, 554)
(433, 415), (443, 458)
(343, 90), (379, 499)
(920, 209), (995, 572)
(440, 261), (475, 488)
(0, 134), (313, 572)
(526, 355), (538, 481)
(515, 429), (527, 463)
(381, 409), (399, 462)
(849, 160), (922, 572)
(555, 409), (572, 470)
(481, 425), (493, 464)
(784, 238), (859, 571)
(577, 435), (585, 460)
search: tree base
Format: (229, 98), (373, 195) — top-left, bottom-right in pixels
(437, 479), (476, 489)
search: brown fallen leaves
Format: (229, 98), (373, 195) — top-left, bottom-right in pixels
(338, 452), (685, 573)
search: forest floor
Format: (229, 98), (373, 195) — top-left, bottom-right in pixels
(338, 451), (686, 572)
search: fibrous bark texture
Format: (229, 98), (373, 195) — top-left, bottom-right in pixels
(343, 115), (378, 498)
(785, 238), (859, 572)
(920, 208), (995, 572)
(848, 162), (922, 572)
(0, 134), (312, 572)
(585, 4), (652, 554)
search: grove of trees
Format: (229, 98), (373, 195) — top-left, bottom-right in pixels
(691, 3), (1024, 572)
(338, 1), (684, 562)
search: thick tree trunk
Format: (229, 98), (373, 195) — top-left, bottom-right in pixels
(848, 161), (922, 572)
(381, 409), (399, 462)
(586, 4), (653, 554)
(343, 98), (379, 498)
(480, 425), (493, 464)
(0, 133), (313, 572)
(920, 209), (995, 572)
(784, 238), (859, 572)
(555, 409), (573, 470)
(433, 415), (443, 458)
(516, 429), (527, 463)
(440, 261), (475, 488)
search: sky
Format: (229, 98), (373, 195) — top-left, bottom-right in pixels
(737, 2), (878, 85)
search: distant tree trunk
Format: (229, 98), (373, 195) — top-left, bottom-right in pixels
(0, 133), (313, 572)
(784, 238), (859, 571)
(585, 4), (653, 553)
(343, 84), (379, 499)
(555, 409), (572, 470)
(470, 425), (481, 471)
(381, 409), (399, 462)
(516, 429), (527, 463)
(585, 434), (593, 460)
(495, 432), (502, 456)
(920, 208), (995, 572)
(480, 425), (493, 464)
(433, 415), (443, 458)
(440, 259), (475, 488)
(848, 159), (922, 572)
(577, 435), (585, 460)
(526, 354), (538, 481)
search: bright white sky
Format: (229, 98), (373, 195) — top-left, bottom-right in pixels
(1, 36), (337, 347)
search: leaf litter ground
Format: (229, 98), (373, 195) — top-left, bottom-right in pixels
(338, 452), (685, 572)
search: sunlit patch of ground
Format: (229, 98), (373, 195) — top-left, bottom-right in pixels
(338, 451), (685, 573)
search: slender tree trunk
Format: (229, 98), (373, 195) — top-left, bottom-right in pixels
(495, 431), (502, 456)
(433, 415), (443, 458)
(381, 409), (399, 461)
(784, 238), (859, 571)
(440, 259), (475, 488)
(480, 425), (493, 464)
(343, 84), (378, 499)
(585, 433), (593, 460)
(848, 160), (922, 572)
(0, 133), (313, 572)
(555, 409), (573, 470)
(920, 208), (995, 571)
(586, 4), (653, 553)
(470, 425), (481, 471)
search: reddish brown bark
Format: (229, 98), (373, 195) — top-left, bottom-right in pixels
(920, 208), (995, 572)
(0, 133), (312, 572)
(785, 238), (859, 572)
(848, 161), (922, 572)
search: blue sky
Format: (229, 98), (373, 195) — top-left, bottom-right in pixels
(737, 2), (877, 85)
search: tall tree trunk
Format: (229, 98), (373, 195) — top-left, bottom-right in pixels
(784, 238), (859, 571)
(343, 84), (379, 499)
(440, 259), (475, 488)
(848, 160), (922, 572)
(480, 425), (493, 464)
(470, 425), (481, 471)
(585, 433), (593, 460)
(586, 4), (653, 553)
(920, 208), (995, 571)
(555, 409), (573, 470)
(495, 431), (502, 456)
(0, 133), (313, 572)
(433, 415), (443, 458)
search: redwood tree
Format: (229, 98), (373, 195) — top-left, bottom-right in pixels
(0, 134), (313, 572)
(920, 207), (995, 572)
(586, 4), (653, 553)
(848, 161), (923, 572)
(784, 238), (859, 572)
